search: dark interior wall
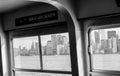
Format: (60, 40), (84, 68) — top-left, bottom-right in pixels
(53, 0), (120, 19)
(57, 0), (78, 17)
(0, 16), (8, 76)
(3, 2), (65, 31)
(78, 0), (120, 19)
(3, 0), (80, 31)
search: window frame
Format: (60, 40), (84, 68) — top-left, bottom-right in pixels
(9, 22), (78, 76)
(0, 37), (3, 76)
(88, 23), (120, 75)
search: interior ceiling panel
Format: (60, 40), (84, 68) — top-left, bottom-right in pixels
(0, 0), (33, 13)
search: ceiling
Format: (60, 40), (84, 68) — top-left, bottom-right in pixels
(0, 0), (33, 13)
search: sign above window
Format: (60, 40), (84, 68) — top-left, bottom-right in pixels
(15, 10), (58, 26)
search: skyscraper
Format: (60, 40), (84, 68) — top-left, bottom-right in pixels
(107, 31), (117, 53)
(94, 31), (100, 44)
(46, 40), (53, 55)
(57, 35), (63, 45)
(108, 31), (116, 39)
(51, 34), (57, 54)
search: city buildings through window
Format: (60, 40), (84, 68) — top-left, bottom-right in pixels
(12, 32), (72, 76)
(90, 27), (120, 71)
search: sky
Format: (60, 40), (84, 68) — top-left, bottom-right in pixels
(13, 36), (38, 49)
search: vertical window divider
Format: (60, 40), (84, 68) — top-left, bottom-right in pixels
(38, 35), (43, 70)
(11, 39), (15, 69)
(88, 29), (94, 72)
(10, 34), (16, 76)
(13, 70), (15, 76)
(0, 37), (3, 76)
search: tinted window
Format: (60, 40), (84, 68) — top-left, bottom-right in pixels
(40, 33), (71, 71)
(90, 28), (120, 71)
(13, 36), (41, 69)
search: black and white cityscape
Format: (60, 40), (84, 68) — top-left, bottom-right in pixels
(91, 29), (120, 54)
(13, 34), (70, 56)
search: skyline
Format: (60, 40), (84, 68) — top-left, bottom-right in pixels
(91, 28), (120, 54)
(91, 28), (120, 43)
(13, 33), (69, 49)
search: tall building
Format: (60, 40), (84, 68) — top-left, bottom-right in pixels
(35, 42), (39, 51)
(99, 30), (107, 40)
(30, 42), (35, 51)
(117, 39), (120, 53)
(46, 40), (54, 55)
(35, 42), (39, 55)
(101, 39), (109, 50)
(94, 31), (100, 44)
(107, 31), (117, 53)
(51, 34), (57, 54)
(62, 36), (68, 44)
(108, 31), (116, 39)
(108, 38), (113, 48)
(62, 36), (70, 54)
(112, 37), (117, 53)
(57, 35), (63, 45)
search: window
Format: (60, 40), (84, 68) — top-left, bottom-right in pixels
(13, 36), (41, 69)
(9, 22), (79, 76)
(9, 22), (77, 76)
(40, 33), (71, 71)
(89, 27), (120, 71)
(12, 33), (71, 76)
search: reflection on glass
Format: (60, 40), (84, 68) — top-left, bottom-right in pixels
(13, 36), (41, 69)
(41, 33), (71, 71)
(90, 28), (120, 70)
(15, 72), (72, 76)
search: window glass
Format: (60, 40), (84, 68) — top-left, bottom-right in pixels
(40, 33), (71, 71)
(15, 72), (72, 76)
(13, 36), (41, 69)
(90, 28), (120, 70)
